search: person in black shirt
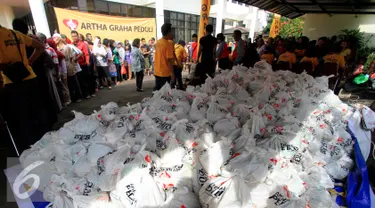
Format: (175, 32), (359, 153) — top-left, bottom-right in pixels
(197, 24), (217, 84)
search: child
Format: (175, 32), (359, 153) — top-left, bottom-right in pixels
(260, 46), (275, 65)
(300, 47), (319, 72)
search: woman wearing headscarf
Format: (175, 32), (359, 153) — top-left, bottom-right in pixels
(93, 38), (112, 89)
(37, 32), (64, 110)
(53, 33), (83, 103)
(47, 38), (71, 106)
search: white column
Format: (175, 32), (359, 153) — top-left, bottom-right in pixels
(249, 7), (258, 41)
(155, 0), (164, 39)
(28, 0), (50, 37)
(215, 0), (226, 35)
(0, 5), (15, 29)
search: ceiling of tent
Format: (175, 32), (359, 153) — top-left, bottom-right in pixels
(236, 0), (375, 18)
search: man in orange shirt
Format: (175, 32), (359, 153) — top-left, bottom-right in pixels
(277, 44), (297, 69)
(154, 23), (175, 91)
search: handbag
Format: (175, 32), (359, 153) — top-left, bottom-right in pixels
(2, 30), (30, 83)
(121, 64), (127, 75)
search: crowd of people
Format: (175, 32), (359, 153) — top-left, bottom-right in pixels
(0, 17), (368, 152)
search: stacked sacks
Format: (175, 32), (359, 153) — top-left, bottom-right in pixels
(19, 60), (364, 208)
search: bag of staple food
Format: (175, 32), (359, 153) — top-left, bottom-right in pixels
(192, 160), (209, 194)
(309, 139), (345, 163)
(72, 192), (110, 208)
(196, 119), (217, 148)
(48, 192), (74, 208)
(299, 166), (334, 189)
(154, 82), (173, 102)
(249, 183), (292, 208)
(71, 116), (102, 143)
(213, 115), (240, 136)
(161, 188), (200, 208)
(152, 163), (193, 194)
(212, 95), (236, 110)
(241, 113), (266, 140)
(254, 59), (272, 72)
(232, 134), (256, 153)
(158, 131), (186, 166)
(206, 102), (228, 123)
(110, 168), (164, 208)
(325, 154), (353, 180)
(199, 138), (233, 176)
(227, 68), (244, 85)
(253, 82), (274, 104)
(232, 84), (251, 102)
(201, 76), (217, 95)
(98, 102), (118, 122)
(199, 175), (251, 208)
(257, 134), (301, 160)
(146, 109), (178, 132)
(171, 88), (189, 102)
(222, 149), (269, 183)
(104, 115), (133, 144)
(259, 103), (278, 125)
(19, 151), (55, 192)
(232, 104), (252, 125)
(125, 114), (158, 139)
(248, 79), (264, 94)
(63, 111), (87, 128)
(92, 144), (154, 191)
(173, 100), (191, 120)
(333, 125), (353, 153)
(188, 94), (208, 122)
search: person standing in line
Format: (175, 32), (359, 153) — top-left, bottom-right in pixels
(154, 23), (175, 91)
(93, 38), (112, 89)
(36, 32), (63, 111)
(149, 37), (156, 74)
(114, 42), (125, 82)
(131, 38), (145, 92)
(47, 38), (71, 106)
(197, 24), (217, 84)
(141, 38), (151, 76)
(124, 44), (132, 80)
(0, 24), (50, 152)
(190, 34), (198, 63)
(71, 30), (95, 98)
(216, 33), (230, 70)
(172, 40), (187, 90)
(54, 33), (83, 103)
(105, 39), (117, 85)
(231, 30), (245, 66)
(86, 33), (93, 45)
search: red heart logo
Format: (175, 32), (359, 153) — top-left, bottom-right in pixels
(63, 19), (79, 30)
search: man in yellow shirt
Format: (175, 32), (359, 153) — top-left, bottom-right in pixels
(172, 40), (187, 90)
(277, 44), (296, 70)
(323, 46), (346, 70)
(154, 23), (175, 91)
(0, 24), (47, 152)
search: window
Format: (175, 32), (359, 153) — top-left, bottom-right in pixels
(109, 3), (121, 15)
(165, 10), (216, 42)
(94, 0), (108, 13)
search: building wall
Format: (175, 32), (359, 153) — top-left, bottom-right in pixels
(303, 13), (375, 47)
(163, 0), (201, 16)
(0, 5), (15, 29)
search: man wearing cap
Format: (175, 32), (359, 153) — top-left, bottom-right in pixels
(172, 40), (187, 90)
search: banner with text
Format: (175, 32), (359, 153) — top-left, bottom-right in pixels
(54, 7), (156, 42)
(198, 0), (211, 52)
(269, 14), (281, 38)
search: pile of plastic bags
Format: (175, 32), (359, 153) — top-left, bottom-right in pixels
(21, 60), (358, 208)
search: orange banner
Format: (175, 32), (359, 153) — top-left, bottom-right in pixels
(270, 14), (281, 38)
(197, 0), (211, 53)
(54, 7), (156, 42)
